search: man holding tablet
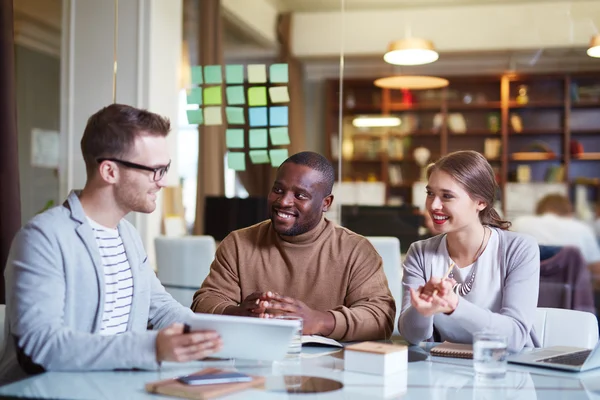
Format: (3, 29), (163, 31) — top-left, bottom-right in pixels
(0, 105), (221, 385)
(192, 152), (395, 342)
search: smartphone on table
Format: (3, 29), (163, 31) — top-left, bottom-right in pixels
(177, 371), (252, 386)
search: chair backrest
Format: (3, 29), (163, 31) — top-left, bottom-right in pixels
(366, 236), (402, 336)
(154, 236), (216, 307)
(0, 304), (5, 348)
(534, 307), (599, 348)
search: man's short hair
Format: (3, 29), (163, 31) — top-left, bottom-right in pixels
(80, 104), (171, 177)
(281, 151), (335, 196)
(536, 194), (572, 216)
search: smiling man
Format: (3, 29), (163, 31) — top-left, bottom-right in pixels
(192, 151), (395, 342)
(0, 104), (221, 385)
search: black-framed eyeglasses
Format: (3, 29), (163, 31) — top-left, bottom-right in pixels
(96, 158), (171, 182)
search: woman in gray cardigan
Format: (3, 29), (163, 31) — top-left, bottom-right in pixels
(399, 151), (540, 352)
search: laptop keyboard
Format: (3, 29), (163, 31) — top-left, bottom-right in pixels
(537, 350), (592, 366)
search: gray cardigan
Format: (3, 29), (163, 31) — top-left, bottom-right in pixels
(398, 227), (540, 352)
(0, 191), (193, 384)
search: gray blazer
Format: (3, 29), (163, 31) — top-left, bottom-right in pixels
(398, 227), (541, 352)
(0, 191), (193, 384)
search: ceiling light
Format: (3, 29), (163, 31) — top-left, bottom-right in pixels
(352, 116), (401, 128)
(374, 76), (449, 90)
(587, 34), (600, 58)
(384, 38), (439, 66)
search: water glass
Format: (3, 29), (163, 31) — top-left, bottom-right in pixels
(473, 332), (508, 380)
(275, 315), (303, 359)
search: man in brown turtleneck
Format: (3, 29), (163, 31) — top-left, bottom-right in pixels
(191, 152), (395, 341)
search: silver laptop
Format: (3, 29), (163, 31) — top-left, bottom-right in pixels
(508, 342), (600, 372)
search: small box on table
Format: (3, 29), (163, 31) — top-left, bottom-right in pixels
(344, 342), (407, 375)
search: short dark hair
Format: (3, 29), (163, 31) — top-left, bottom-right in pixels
(80, 104), (171, 177)
(281, 151), (335, 196)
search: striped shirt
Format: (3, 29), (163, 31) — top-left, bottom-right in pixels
(87, 217), (133, 335)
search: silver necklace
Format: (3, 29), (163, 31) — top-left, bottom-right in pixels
(448, 226), (488, 297)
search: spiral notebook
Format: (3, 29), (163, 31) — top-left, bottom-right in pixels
(429, 342), (473, 359)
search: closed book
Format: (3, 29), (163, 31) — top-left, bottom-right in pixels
(145, 368), (265, 400)
(429, 342), (474, 359)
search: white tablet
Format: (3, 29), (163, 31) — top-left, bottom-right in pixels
(186, 313), (300, 361)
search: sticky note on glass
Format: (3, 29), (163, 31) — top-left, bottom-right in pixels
(269, 149), (288, 167)
(247, 64), (267, 83)
(187, 87), (203, 105)
(268, 86), (289, 103)
(248, 86), (267, 106)
(186, 109), (203, 125)
(226, 129), (244, 149)
(226, 85), (245, 105)
(191, 66), (203, 84)
(227, 152), (246, 171)
(249, 150), (270, 164)
(204, 87), (222, 105)
(204, 65), (222, 84)
(270, 106), (288, 126)
(225, 64), (244, 84)
(204, 107), (222, 125)
(249, 129), (268, 148)
(226, 107), (245, 124)
(249, 107), (268, 127)
(270, 63), (288, 83)
(269, 127), (290, 146)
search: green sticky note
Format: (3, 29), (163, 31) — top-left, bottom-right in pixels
(204, 87), (222, 105)
(226, 129), (244, 149)
(226, 107), (245, 124)
(249, 150), (270, 164)
(204, 107), (222, 125)
(269, 149), (288, 167)
(226, 86), (245, 105)
(270, 63), (288, 83)
(269, 127), (290, 146)
(191, 66), (203, 84)
(186, 109), (203, 125)
(227, 152), (246, 171)
(225, 65), (244, 84)
(249, 129), (268, 148)
(248, 86), (267, 106)
(268, 86), (289, 103)
(247, 64), (267, 83)
(204, 65), (222, 84)
(270, 106), (288, 126)
(187, 87), (202, 105)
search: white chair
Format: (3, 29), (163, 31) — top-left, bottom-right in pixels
(366, 236), (402, 336)
(155, 236), (216, 307)
(534, 307), (599, 348)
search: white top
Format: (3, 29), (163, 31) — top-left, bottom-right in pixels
(433, 228), (501, 343)
(511, 213), (600, 263)
(87, 217), (133, 335)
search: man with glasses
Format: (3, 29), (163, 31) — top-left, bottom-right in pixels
(0, 104), (221, 384)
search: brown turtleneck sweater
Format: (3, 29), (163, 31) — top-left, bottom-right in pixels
(191, 218), (395, 341)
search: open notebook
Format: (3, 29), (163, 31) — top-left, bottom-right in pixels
(429, 342), (473, 359)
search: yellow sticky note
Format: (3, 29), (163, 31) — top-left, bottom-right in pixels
(249, 150), (270, 164)
(226, 86), (245, 105)
(204, 87), (222, 105)
(226, 129), (244, 149)
(249, 129), (268, 148)
(268, 86), (290, 103)
(226, 107), (245, 125)
(247, 64), (267, 83)
(269, 127), (290, 146)
(227, 152), (246, 171)
(269, 63), (288, 83)
(186, 109), (203, 125)
(187, 87), (203, 105)
(269, 149), (289, 167)
(248, 87), (267, 106)
(204, 107), (222, 125)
